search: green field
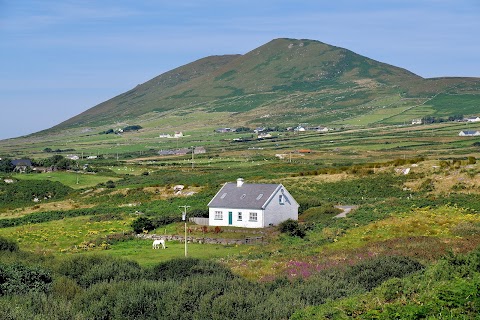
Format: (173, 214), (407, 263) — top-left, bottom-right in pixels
(106, 239), (245, 267)
(13, 171), (121, 189)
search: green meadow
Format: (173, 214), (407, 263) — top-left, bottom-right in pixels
(13, 171), (121, 189)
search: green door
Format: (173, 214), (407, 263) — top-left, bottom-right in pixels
(228, 212), (233, 225)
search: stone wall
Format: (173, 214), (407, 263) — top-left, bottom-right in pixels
(136, 233), (264, 245)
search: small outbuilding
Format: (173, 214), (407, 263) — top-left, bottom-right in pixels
(207, 178), (299, 228)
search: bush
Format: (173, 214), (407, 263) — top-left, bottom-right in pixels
(105, 180), (116, 188)
(148, 258), (235, 282)
(0, 236), (19, 252)
(150, 215), (182, 227)
(57, 255), (142, 288)
(131, 216), (154, 233)
(0, 263), (52, 295)
(278, 219), (306, 238)
(344, 255), (424, 291)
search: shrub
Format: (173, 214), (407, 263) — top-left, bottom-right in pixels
(0, 236), (19, 252)
(148, 258), (235, 282)
(150, 215), (182, 227)
(57, 255), (142, 288)
(0, 263), (52, 295)
(344, 255), (424, 291)
(131, 216), (154, 233)
(278, 219), (306, 238)
(105, 180), (116, 188)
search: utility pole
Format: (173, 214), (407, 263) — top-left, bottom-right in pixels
(179, 205), (190, 257)
(191, 146), (194, 169)
(76, 161), (80, 184)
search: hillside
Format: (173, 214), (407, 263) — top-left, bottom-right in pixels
(53, 38), (480, 131)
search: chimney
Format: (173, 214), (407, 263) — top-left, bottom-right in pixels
(236, 178), (244, 187)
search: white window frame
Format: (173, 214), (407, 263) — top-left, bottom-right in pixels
(249, 212), (258, 222)
(279, 194), (285, 205)
(238, 212), (242, 221)
(214, 211), (223, 220)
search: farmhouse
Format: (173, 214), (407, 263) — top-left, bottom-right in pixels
(459, 130), (480, 137)
(465, 117), (480, 123)
(11, 159), (32, 173)
(208, 178), (299, 228)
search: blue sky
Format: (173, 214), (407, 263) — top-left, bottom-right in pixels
(1, 0), (479, 140)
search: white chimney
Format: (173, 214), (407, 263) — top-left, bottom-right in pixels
(236, 178), (244, 187)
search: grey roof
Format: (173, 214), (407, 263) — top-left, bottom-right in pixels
(208, 182), (281, 210)
(11, 159), (32, 167)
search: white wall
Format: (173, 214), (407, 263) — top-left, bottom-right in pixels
(263, 187), (299, 226)
(209, 207), (263, 228)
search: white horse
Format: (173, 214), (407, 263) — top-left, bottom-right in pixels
(152, 239), (166, 249)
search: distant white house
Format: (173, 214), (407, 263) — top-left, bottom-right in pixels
(466, 117), (480, 123)
(257, 132), (272, 139)
(207, 178), (299, 228)
(66, 155), (79, 160)
(314, 126), (329, 132)
(411, 119), (423, 125)
(294, 126), (306, 132)
(459, 130), (480, 137)
(159, 131), (184, 138)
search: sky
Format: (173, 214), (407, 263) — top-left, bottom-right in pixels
(1, 0), (479, 140)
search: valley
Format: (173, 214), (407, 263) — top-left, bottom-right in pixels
(1, 38), (480, 319)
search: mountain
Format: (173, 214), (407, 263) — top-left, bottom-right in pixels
(54, 38), (480, 130)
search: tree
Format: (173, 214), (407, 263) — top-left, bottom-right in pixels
(0, 158), (14, 173)
(56, 158), (74, 170)
(131, 217), (154, 233)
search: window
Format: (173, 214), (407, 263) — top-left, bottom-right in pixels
(279, 194), (285, 205)
(256, 193), (264, 200)
(249, 212), (257, 222)
(220, 193), (227, 199)
(238, 212), (242, 221)
(214, 211), (223, 220)
(240, 194), (246, 199)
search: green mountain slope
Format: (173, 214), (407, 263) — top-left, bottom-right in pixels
(53, 38), (480, 130)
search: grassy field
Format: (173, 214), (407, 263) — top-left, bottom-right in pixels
(13, 171), (121, 189)
(105, 239), (246, 267)
(0, 215), (134, 253)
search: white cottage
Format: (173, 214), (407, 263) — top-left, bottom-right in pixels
(459, 130), (480, 137)
(208, 178), (299, 228)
